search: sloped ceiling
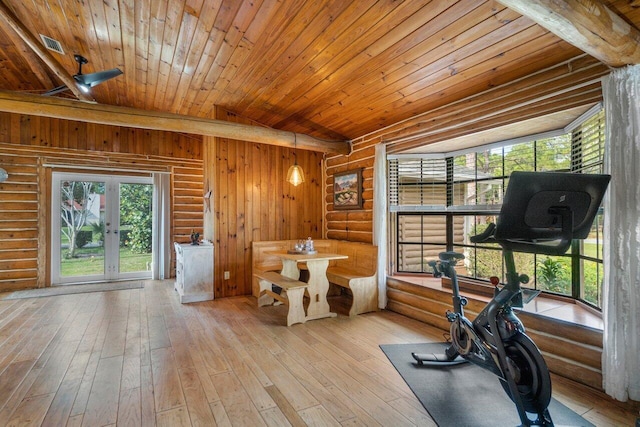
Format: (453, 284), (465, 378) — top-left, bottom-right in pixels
(0, 0), (638, 149)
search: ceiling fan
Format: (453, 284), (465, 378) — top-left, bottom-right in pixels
(43, 54), (122, 96)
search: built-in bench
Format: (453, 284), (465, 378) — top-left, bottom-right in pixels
(255, 271), (308, 326)
(325, 241), (378, 316)
(251, 239), (378, 317)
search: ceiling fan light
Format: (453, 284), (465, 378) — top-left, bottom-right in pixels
(287, 164), (305, 186)
(73, 75), (91, 92)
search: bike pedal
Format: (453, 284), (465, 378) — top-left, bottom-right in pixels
(445, 310), (457, 322)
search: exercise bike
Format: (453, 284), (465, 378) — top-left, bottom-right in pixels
(412, 171), (610, 427)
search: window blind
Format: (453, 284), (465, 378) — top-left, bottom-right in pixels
(571, 110), (605, 174)
(388, 158), (447, 208)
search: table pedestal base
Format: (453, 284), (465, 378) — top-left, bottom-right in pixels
(275, 253), (348, 322)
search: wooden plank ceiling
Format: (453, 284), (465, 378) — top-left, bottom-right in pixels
(0, 0), (638, 146)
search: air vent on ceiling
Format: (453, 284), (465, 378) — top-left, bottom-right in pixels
(39, 34), (64, 54)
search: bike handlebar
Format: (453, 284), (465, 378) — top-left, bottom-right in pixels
(469, 208), (574, 256)
(470, 223), (496, 243)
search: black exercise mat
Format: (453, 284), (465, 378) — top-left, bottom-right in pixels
(380, 342), (594, 427)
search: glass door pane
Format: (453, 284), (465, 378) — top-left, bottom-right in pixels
(56, 176), (107, 282)
(118, 182), (153, 275)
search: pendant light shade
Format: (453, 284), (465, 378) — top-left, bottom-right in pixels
(287, 133), (305, 186)
(287, 164), (305, 186)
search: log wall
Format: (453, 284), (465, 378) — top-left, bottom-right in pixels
(0, 112), (203, 291)
(325, 144), (375, 243)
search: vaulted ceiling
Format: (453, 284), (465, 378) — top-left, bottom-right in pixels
(0, 0), (639, 149)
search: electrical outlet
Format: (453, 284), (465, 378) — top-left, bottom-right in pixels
(224, 271), (230, 280)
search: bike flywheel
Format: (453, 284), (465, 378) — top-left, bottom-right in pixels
(499, 333), (552, 415)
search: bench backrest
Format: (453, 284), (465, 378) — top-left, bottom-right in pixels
(332, 241), (377, 276)
(251, 240), (296, 273)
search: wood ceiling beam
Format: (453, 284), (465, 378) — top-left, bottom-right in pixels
(496, 0), (640, 67)
(0, 0), (93, 101)
(0, 90), (351, 154)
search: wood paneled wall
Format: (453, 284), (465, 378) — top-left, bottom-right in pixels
(0, 112), (203, 291)
(205, 107), (324, 298)
(0, 113), (202, 158)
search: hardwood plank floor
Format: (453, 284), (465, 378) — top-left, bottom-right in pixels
(0, 280), (638, 426)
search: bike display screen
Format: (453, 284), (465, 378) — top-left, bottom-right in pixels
(495, 171), (610, 241)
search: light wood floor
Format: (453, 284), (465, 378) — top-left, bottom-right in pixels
(0, 280), (638, 426)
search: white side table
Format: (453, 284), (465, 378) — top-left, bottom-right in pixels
(174, 242), (214, 303)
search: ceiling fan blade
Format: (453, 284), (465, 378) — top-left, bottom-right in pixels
(42, 85), (70, 96)
(74, 68), (123, 87)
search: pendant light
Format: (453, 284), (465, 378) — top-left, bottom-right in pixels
(287, 133), (305, 186)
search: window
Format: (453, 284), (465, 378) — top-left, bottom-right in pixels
(572, 109), (606, 306)
(389, 157), (447, 208)
(389, 108), (606, 308)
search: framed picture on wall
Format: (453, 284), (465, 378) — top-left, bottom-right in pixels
(333, 168), (363, 210)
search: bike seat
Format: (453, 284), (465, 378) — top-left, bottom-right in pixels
(439, 251), (465, 261)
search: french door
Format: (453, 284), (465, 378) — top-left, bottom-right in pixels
(51, 172), (154, 284)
